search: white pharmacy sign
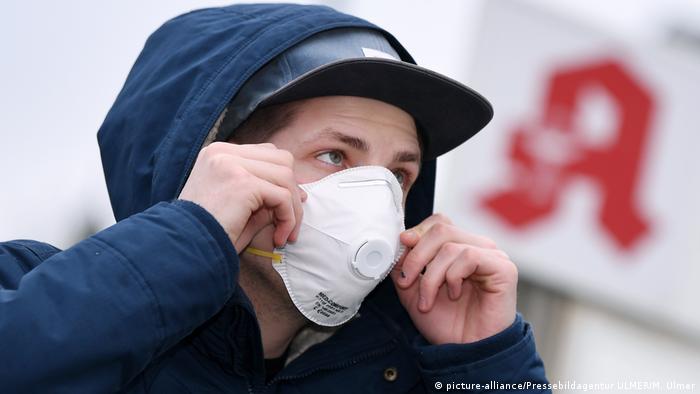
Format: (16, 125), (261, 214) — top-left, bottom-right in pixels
(436, 0), (700, 336)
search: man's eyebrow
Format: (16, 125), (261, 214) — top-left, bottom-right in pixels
(309, 128), (370, 152)
(393, 150), (421, 164)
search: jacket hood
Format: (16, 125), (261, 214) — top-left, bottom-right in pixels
(97, 3), (436, 229)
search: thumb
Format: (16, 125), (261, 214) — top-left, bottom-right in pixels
(400, 229), (420, 248)
(234, 209), (273, 252)
(401, 214), (447, 247)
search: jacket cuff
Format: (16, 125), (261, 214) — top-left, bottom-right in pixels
(415, 313), (524, 370)
(171, 199), (239, 260)
(414, 313), (549, 391)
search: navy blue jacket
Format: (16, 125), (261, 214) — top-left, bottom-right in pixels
(0, 4), (549, 393)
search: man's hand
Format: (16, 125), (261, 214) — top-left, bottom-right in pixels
(178, 142), (306, 252)
(390, 213), (517, 345)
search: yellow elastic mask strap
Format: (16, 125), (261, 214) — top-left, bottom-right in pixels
(244, 247), (283, 263)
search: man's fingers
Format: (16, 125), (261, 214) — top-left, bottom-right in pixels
(444, 247), (517, 295)
(398, 222), (498, 288)
(234, 157), (304, 242)
(409, 213), (452, 236)
(254, 177), (296, 247)
(417, 246), (516, 312)
(211, 142), (295, 168)
(444, 248), (480, 301)
(399, 213), (451, 247)
(393, 241), (517, 314)
(209, 143), (305, 245)
(417, 242), (463, 312)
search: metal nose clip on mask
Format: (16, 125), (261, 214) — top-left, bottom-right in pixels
(246, 166), (405, 326)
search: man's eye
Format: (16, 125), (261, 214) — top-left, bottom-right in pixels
(392, 170), (405, 187)
(316, 151), (344, 166)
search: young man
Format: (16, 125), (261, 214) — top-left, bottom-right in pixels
(0, 4), (549, 393)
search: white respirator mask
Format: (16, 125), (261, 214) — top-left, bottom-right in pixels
(246, 166), (405, 326)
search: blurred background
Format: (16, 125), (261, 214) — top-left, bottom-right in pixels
(2, 0), (699, 391)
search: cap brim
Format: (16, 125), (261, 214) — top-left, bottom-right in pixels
(260, 58), (493, 160)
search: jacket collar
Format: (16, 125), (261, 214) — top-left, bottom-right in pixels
(189, 285), (264, 380)
(188, 281), (407, 384)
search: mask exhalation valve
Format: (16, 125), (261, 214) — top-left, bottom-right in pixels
(351, 238), (394, 280)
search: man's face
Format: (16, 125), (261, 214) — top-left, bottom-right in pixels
(241, 95), (420, 265)
(236, 96), (421, 322)
(237, 95), (421, 320)
(267, 95), (421, 204)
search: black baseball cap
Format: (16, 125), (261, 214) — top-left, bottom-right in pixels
(217, 28), (493, 161)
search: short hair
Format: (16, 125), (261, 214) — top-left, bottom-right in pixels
(227, 102), (300, 144)
(227, 98), (424, 157)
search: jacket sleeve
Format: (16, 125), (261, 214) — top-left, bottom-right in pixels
(415, 314), (551, 393)
(0, 200), (239, 393)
